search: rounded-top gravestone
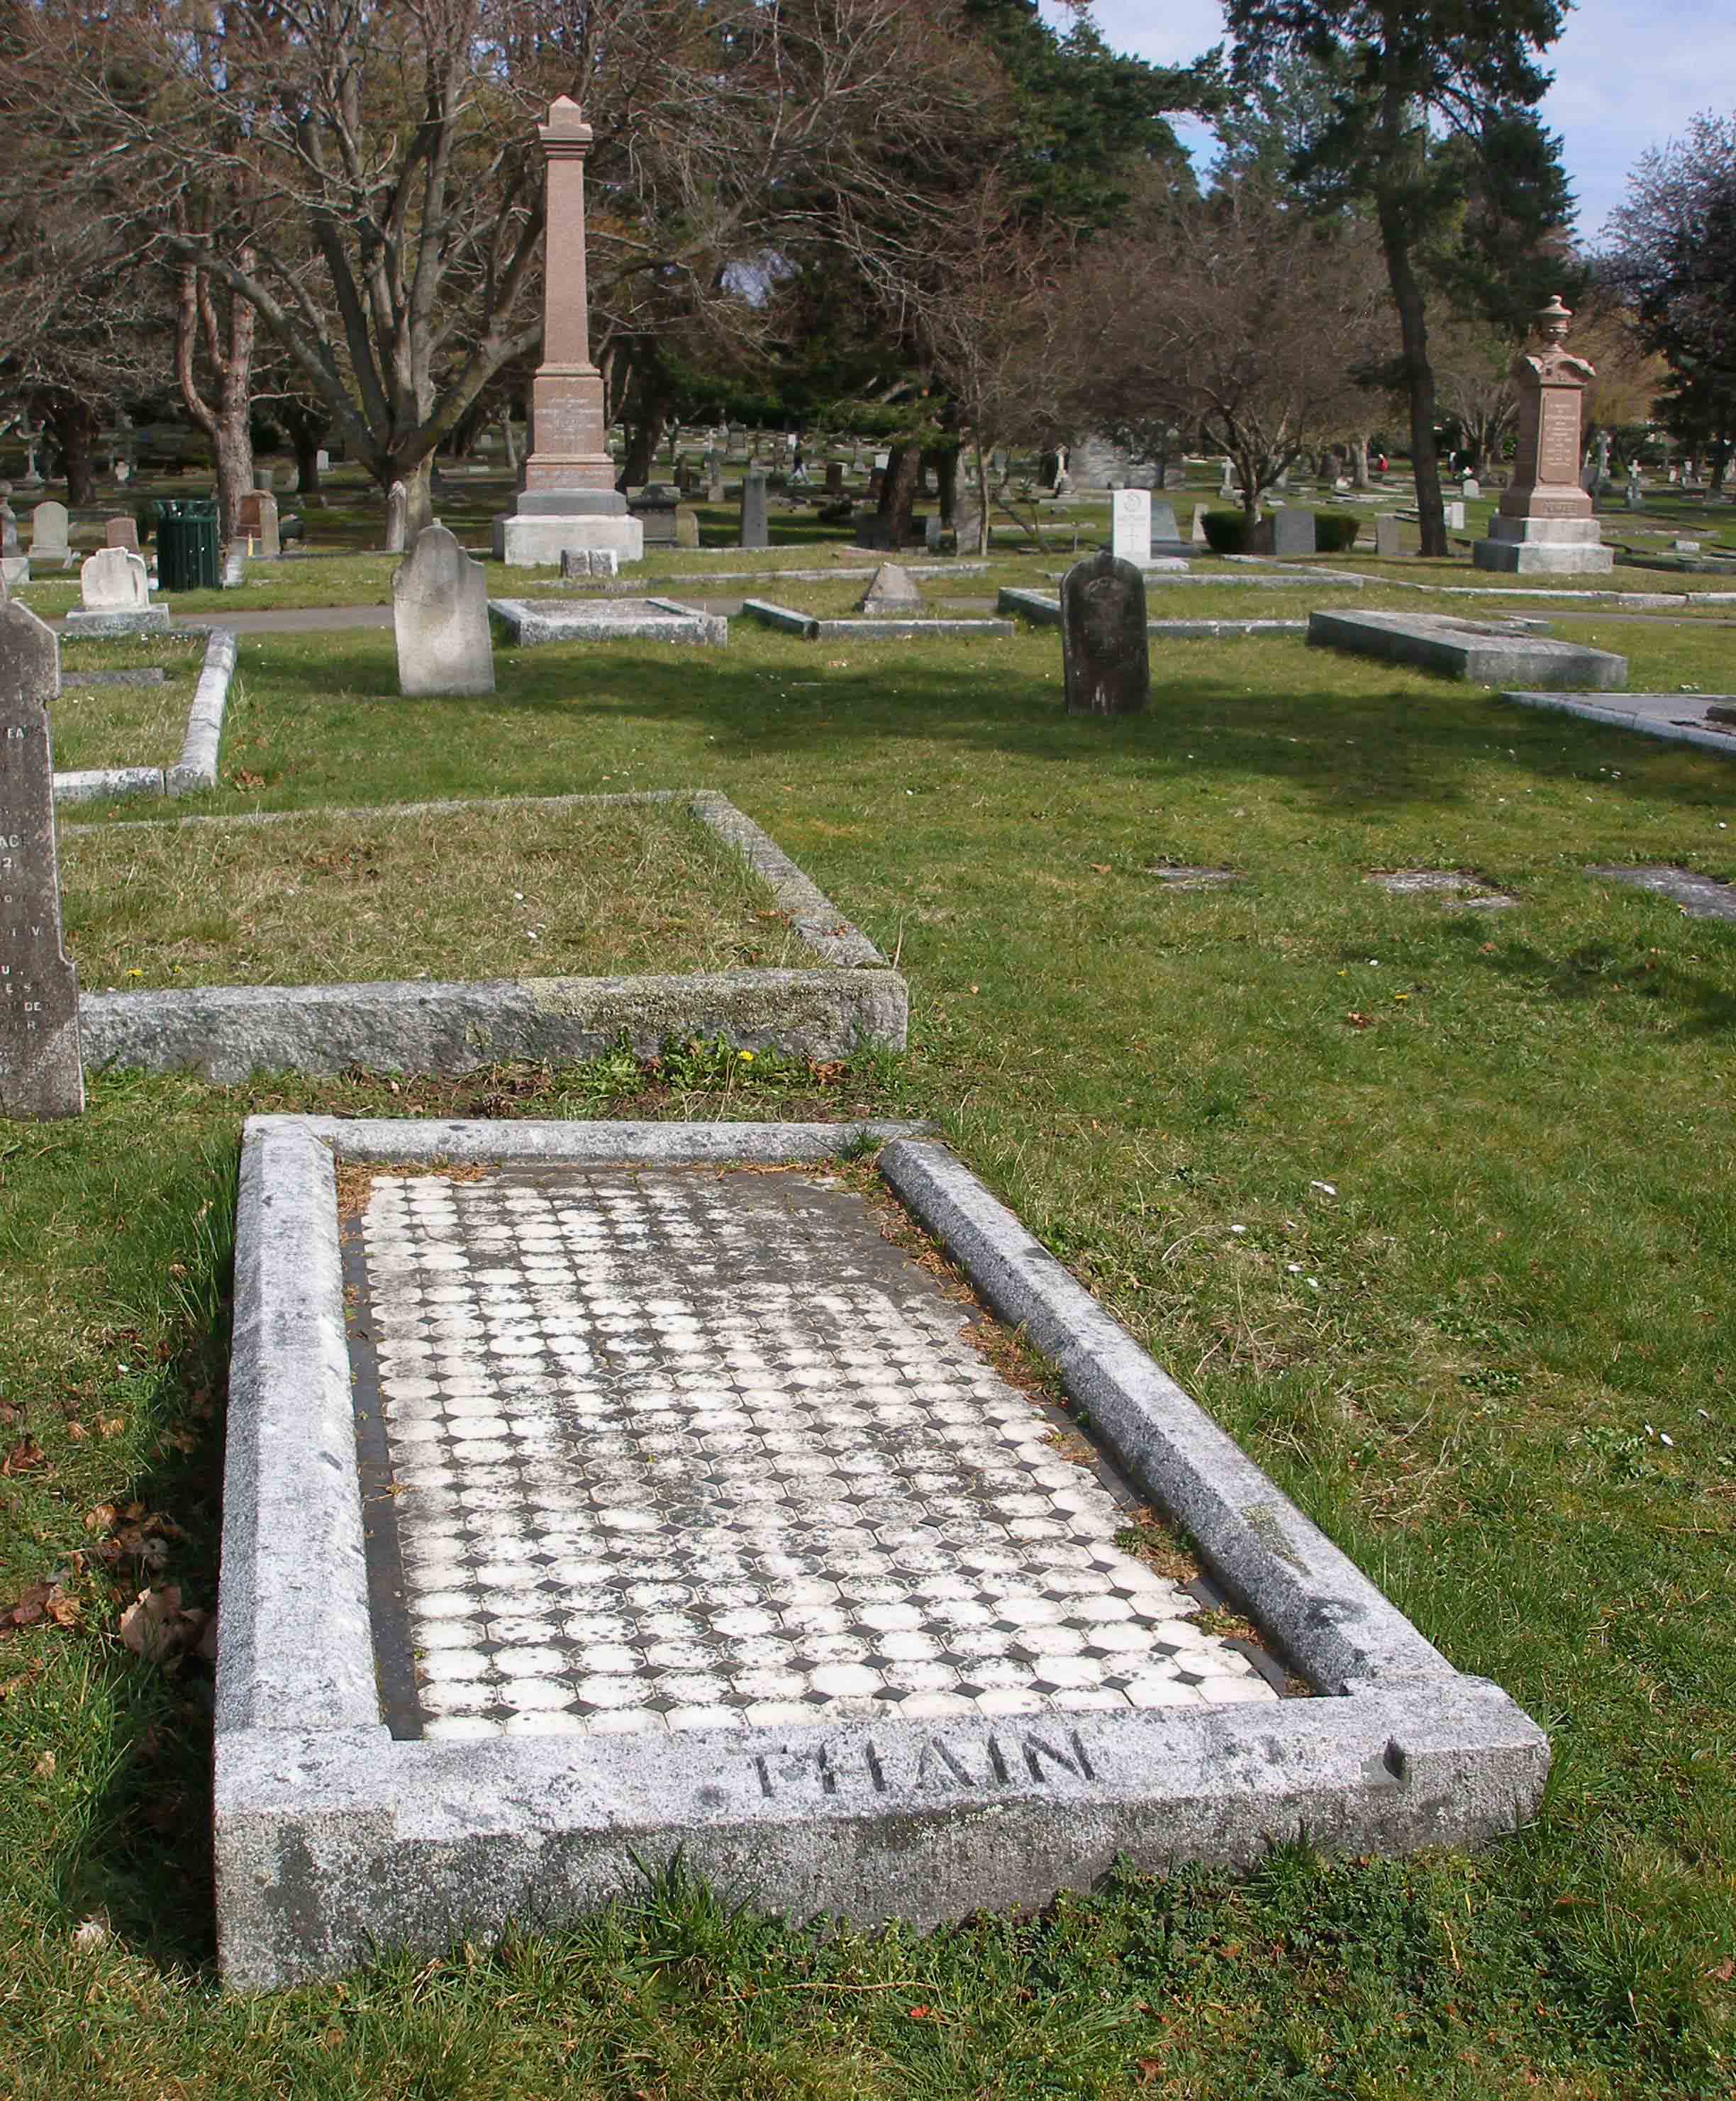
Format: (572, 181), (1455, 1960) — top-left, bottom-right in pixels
(1060, 551), (1148, 717)
(392, 525), (494, 698)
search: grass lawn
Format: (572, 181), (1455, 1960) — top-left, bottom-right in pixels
(58, 797), (807, 990)
(48, 636), (205, 774)
(1, 580), (1735, 2095)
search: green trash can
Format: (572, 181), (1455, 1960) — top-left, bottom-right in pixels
(157, 497), (221, 591)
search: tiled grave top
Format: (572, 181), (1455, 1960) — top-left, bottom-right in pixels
(349, 1167), (1274, 1743)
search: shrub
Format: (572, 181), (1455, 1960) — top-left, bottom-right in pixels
(1314, 511), (1362, 553)
(1201, 509), (1258, 554)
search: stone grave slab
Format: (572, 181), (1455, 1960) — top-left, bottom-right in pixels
(1142, 865), (1240, 889)
(215, 1118), (1548, 1989)
(1308, 609), (1626, 691)
(1586, 865), (1736, 922)
(1499, 690), (1736, 758)
(489, 597), (726, 648)
(1365, 870), (1516, 909)
(0, 602), (83, 1115)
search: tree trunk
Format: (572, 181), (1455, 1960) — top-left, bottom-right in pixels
(499, 414), (521, 475)
(49, 395), (97, 506)
(175, 260), (256, 543)
(878, 445), (920, 548)
(283, 412), (322, 494)
(399, 455), (435, 540)
(936, 448), (958, 526)
(1351, 435), (1371, 488)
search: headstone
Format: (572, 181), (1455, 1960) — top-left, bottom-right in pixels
(1375, 514), (1405, 558)
(253, 467), (274, 492)
(857, 562), (923, 613)
(392, 525), (494, 697)
(1445, 500), (1466, 531)
(825, 460), (845, 496)
(1674, 539), (1701, 555)
(113, 460), (131, 486)
(1269, 509), (1317, 558)
(237, 489), (281, 558)
(223, 547), (246, 588)
(18, 425), (43, 487)
(1462, 477), (1480, 501)
(738, 470), (769, 550)
(1149, 499), (1179, 546)
(104, 516), (140, 554)
(385, 479), (408, 554)
(0, 602), (82, 1117)
(1190, 505), (1208, 545)
(628, 482), (679, 545)
(874, 450), (890, 472)
(560, 547), (619, 580)
(924, 514), (942, 551)
(316, 449), (330, 474)
(1219, 458), (1235, 497)
(1060, 551), (1147, 717)
(1111, 487), (1150, 562)
(954, 494), (984, 551)
(674, 504), (700, 549)
(706, 453), (725, 504)
(80, 546), (150, 610)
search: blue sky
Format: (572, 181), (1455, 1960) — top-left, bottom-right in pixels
(1042, 0), (1735, 241)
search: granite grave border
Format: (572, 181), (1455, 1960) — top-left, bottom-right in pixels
(75, 789), (906, 1080)
(1499, 690), (1736, 756)
(52, 627), (238, 804)
(742, 599), (1015, 642)
(489, 596), (726, 647)
(214, 1115), (1548, 1990)
(1000, 588), (1308, 640)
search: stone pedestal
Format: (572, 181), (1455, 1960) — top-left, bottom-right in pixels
(495, 99), (641, 570)
(1474, 295), (1613, 576)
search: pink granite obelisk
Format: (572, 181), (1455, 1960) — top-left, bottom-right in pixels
(1473, 294), (1612, 575)
(494, 97), (642, 566)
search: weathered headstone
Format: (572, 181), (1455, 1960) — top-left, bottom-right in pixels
(238, 490), (281, 558)
(0, 492), (18, 560)
(1111, 487), (1151, 562)
(1462, 477), (1480, 501)
(1060, 551), (1147, 717)
(104, 515), (140, 554)
(392, 526), (494, 697)
(79, 547), (150, 608)
(560, 547), (619, 580)
(1149, 499), (1179, 546)
(1269, 509), (1317, 558)
(0, 602), (82, 1116)
(705, 453), (725, 503)
(628, 482), (679, 545)
(253, 467), (274, 492)
(738, 469), (769, 550)
(1375, 514), (1405, 558)
(1444, 500), (1466, 531)
(825, 460), (845, 496)
(924, 514), (943, 551)
(29, 501), (70, 568)
(954, 493), (984, 551)
(674, 504), (700, 549)
(1190, 504), (1208, 545)
(857, 562), (923, 613)
(316, 449), (331, 475)
(385, 479), (409, 554)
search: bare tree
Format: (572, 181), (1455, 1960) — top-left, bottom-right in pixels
(1065, 177), (1391, 516)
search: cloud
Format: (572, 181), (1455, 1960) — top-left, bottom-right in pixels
(1043, 0), (1735, 242)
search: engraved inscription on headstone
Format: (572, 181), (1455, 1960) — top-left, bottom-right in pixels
(0, 602), (83, 1117)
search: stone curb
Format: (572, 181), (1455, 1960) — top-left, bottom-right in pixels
(875, 1139), (1456, 1694)
(51, 628), (237, 806)
(214, 1119), (1549, 1990)
(1308, 609), (1628, 690)
(998, 588), (1306, 641)
(489, 596), (727, 646)
(81, 966), (908, 1083)
(688, 791), (888, 967)
(1500, 690), (1736, 757)
(742, 600), (1013, 641)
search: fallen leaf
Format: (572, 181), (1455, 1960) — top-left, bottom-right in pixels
(1345, 1011), (1374, 1030)
(33, 1751), (55, 1778)
(84, 1503), (118, 1535)
(65, 1421), (87, 1442)
(118, 1586), (209, 1666)
(0, 1401), (22, 1427)
(1, 1437), (48, 1475)
(96, 1419), (124, 1440)
(45, 1588), (81, 1629)
(1089, 863), (1111, 875)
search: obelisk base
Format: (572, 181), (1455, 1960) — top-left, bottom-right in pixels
(1472, 516), (1613, 575)
(493, 491), (645, 567)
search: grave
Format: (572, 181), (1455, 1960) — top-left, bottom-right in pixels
(65, 548), (171, 636)
(674, 505), (700, 550)
(1060, 553), (1147, 717)
(560, 548), (620, 580)
(495, 101), (643, 568)
(743, 600), (1013, 642)
(237, 489), (281, 558)
(1110, 488), (1150, 563)
(213, 1117), (1548, 1989)
(0, 602), (82, 1116)
(1364, 870), (1515, 909)
(739, 470), (769, 552)
(30, 501), (72, 568)
(1586, 865), (1736, 922)
(1474, 296), (1614, 575)
(104, 516), (140, 554)
(394, 526), (494, 697)
(489, 597), (726, 647)
(1308, 609), (1626, 691)
(1263, 510), (1316, 559)
(628, 483), (679, 546)
(1375, 516), (1405, 558)
(1144, 865), (1240, 888)
(857, 562), (923, 612)
(1499, 689), (1736, 757)
(1148, 499), (1181, 551)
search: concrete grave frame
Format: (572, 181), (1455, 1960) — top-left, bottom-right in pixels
(742, 600), (1015, 642)
(52, 628), (238, 804)
(998, 589), (1305, 641)
(489, 597), (725, 647)
(216, 1116), (1548, 1990)
(74, 789), (906, 1080)
(1500, 690), (1736, 757)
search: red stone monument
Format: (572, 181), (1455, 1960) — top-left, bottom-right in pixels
(494, 99), (642, 567)
(1474, 294), (1612, 575)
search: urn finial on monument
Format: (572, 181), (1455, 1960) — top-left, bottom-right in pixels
(491, 95), (645, 565)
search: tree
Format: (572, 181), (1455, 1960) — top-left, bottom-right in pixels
(1062, 174), (1391, 516)
(1224, 0), (1571, 554)
(1606, 113), (1736, 488)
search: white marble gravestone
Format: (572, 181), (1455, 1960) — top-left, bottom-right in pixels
(393, 526), (494, 697)
(1110, 488), (1150, 564)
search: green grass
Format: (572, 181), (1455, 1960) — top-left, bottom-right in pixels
(58, 797), (806, 989)
(2, 570), (1735, 2094)
(48, 636), (204, 772)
